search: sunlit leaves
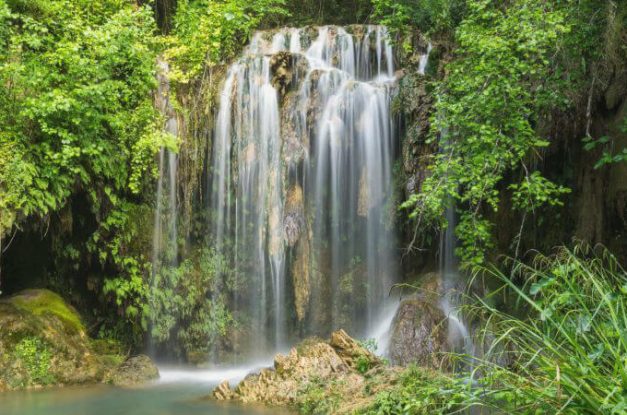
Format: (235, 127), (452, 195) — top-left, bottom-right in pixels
(165, 0), (288, 83)
(0, 0), (161, 237)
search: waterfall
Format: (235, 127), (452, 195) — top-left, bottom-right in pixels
(209, 26), (401, 356)
(439, 205), (474, 357)
(151, 60), (179, 355)
(418, 42), (433, 75)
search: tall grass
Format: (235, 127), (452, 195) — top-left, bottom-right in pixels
(467, 244), (627, 414)
(362, 244), (626, 414)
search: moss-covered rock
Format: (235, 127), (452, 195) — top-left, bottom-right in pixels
(105, 355), (159, 387)
(8, 289), (84, 334)
(0, 289), (102, 390)
(388, 297), (449, 368)
(0, 289), (156, 391)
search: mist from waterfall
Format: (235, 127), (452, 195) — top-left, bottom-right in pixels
(209, 26), (401, 357)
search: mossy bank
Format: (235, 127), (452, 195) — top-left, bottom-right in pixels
(0, 289), (158, 391)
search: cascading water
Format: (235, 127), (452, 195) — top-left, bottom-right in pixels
(209, 26), (402, 357)
(151, 60), (179, 355)
(439, 205), (474, 357)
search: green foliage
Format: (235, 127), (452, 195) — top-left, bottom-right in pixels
(401, 0), (571, 268)
(0, 0), (164, 239)
(165, 0), (288, 83)
(372, 0), (465, 36)
(299, 377), (343, 415)
(363, 366), (474, 414)
(466, 244), (627, 413)
(509, 172), (572, 212)
(358, 338), (378, 353)
(150, 247), (234, 358)
(96, 201), (154, 345)
(12, 337), (55, 387)
(355, 355), (372, 374)
(583, 117), (627, 169)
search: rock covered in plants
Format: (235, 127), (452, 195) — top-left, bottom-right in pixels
(0, 290), (109, 390)
(106, 355), (160, 387)
(0, 289), (154, 391)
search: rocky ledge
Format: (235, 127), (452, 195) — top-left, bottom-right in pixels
(0, 289), (159, 391)
(213, 329), (404, 413)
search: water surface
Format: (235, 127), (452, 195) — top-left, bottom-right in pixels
(0, 379), (287, 415)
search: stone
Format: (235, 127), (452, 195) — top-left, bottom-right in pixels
(270, 52), (309, 98)
(329, 329), (381, 370)
(213, 381), (234, 400)
(388, 296), (450, 368)
(214, 330), (381, 407)
(284, 185), (305, 247)
(106, 355), (159, 387)
(211, 330), (424, 414)
(0, 289), (115, 390)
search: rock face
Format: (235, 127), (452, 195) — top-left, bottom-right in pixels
(213, 330), (385, 411)
(0, 289), (157, 391)
(106, 355), (159, 386)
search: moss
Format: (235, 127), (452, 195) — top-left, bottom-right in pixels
(8, 289), (85, 334)
(91, 338), (125, 356)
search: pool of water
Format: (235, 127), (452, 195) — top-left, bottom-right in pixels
(0, 367), (289, 415)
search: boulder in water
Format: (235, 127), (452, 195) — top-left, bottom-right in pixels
(106, 355), (159, 387)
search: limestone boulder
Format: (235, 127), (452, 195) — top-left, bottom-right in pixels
(214, 330), (382, 408)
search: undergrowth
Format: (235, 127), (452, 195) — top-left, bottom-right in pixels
(361, 244), (627, 414)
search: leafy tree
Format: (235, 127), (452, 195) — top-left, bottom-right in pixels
(0, 0), (175, 344)
(0, 0), (168, 237)
(401, 0), (573, 268)
(165, 0), (289, 83)
(372, 0), (465, 36)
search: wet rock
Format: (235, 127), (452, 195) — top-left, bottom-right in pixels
(388, 296), (450, 368)
(291, 238), (311, 322)
(330, 329), (381, 370)
(214, 330), (381, 408)
(284, 185), (305, 246)
(107, 355), (159, 387)
(398, 73), (436, 197)
(284, 185), (312, 322)
(270, 52), (309, 98)
(213, 380), (234, 400)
